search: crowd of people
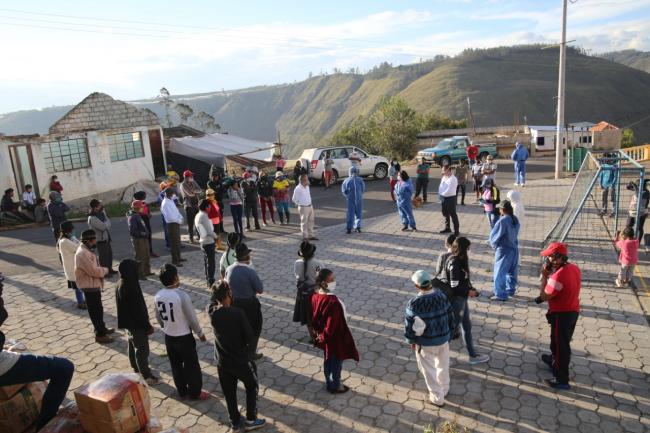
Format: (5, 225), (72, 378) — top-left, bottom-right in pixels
(0, 147), (591, 432)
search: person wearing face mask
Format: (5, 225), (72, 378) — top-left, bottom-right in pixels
(341, 166), (365, 234)
(388, 160), (401, 202)
(242, 172), (261, 231)
(88, 199), (117, 276)
(180, 170), (202, 244)
(394, 170), (417, 231)
(489, 200), (520, 301)
(535, 242), (581, 390)
(225, 243), (264, 360)
(127, 200), (153, 281)
(311, 268), (358, 394)
(161, 188), (185, 266)
(273, 171), (291, 225)
(47, 191), (70, 243)
(74, 230), (114, 344)
(257, 172), (276, 226)
(56, 221), (86, 309)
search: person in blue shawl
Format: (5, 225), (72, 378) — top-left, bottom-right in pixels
(341, 166), (365, 234)
(489, 200), (520, 301)
(394, 170), (417, 231)
(511, 142), (529, 186)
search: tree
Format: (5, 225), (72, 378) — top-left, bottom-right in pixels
(420, 112), (468, 131)
(158, 87), (174, 127)
(370, 96), (421, 160)
(621, 128), (636, 148)
(193, 111), (221, 133)
(174, 103), (194, 125)
(331, 116), (375, 150)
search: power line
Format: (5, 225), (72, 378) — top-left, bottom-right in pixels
(0, 15), (440, 57)
(0, 7), (430, 50)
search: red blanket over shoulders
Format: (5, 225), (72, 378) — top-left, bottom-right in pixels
(311, 293), (359, 362)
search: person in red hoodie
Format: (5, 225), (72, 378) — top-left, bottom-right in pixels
(466, 143), (479, 166)
(49, 175), (64, 194)
(311, 268), (359, 394)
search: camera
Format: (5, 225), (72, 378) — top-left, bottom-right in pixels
(542, 256), (553, 272)
(626, 181), (637, 191)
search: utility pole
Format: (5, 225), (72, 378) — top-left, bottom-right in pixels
(467, 97), (477, 141)
(554, 0), (568, 180)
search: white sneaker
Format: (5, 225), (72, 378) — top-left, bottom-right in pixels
(469, 354), (490, 364)
(521, 183), (525, 188)
(514, 183), (520, 187)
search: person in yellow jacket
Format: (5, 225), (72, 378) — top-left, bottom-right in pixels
(273, 171), (291, 224)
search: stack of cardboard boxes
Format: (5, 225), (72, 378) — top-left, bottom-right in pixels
(0, 381), (47, 433)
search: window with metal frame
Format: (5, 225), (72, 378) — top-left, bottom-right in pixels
(41, 138), (91, 173)
(108, 132), (145, 162)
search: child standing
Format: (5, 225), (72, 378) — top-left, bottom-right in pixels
(615, 227), (639, 287)
(471, 160), (483, 202)
(455, 159), (469, 206)
(115, 258), (159, 385)
(155, 264), (208, 400)
(480, 178), (499, 228)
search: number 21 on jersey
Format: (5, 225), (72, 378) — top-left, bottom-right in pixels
(157, 301), (176, 322)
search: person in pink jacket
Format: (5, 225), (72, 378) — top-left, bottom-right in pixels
(615, 227), (639, 287)
(75, 229), (114, 344)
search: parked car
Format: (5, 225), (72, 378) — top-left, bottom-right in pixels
(299, 146), (390, 184)
(417, 136), (497, 166)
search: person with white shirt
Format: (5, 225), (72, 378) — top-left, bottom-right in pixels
(292, 174), (318, 240)
(21, 184), (36, 212)
(161, 188), (185, 266)
(439, 165), (460, 235)
(195, 200), (218, 288)
(155, 264), (208, 401)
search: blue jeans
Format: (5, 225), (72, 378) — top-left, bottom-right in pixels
(0, 354), (74, 429)
(324, 356), (342, 391)
(486, 211), (498, 228)
(69, 281), (85, 305)
(230, 204), (243, 235)
(451, 297), (477, 357)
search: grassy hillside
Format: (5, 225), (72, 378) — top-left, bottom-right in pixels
(2, 46), (650, 155)
(600, 50), (650, 74)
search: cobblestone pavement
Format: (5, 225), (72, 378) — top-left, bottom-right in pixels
(3, 178), (650, 433)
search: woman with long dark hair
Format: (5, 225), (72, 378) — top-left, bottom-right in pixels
(311, 269), (358, 393)
(446, 237), (489, 364)
(394, 170), (417, 231)
(293, 240), (322, 341)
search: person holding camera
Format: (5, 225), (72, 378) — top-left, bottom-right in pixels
(535, 242), (581, 389)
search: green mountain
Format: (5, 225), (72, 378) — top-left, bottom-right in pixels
(2, 46), (650, 157)
(600, 50), (650, 74)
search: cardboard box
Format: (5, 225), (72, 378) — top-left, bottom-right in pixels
(74, 373), (151, 433)
(0, 383), (26, 400)
(138, 416), (162, 433)
(0, 381), (47, 433)
(40, 402), (84, 433)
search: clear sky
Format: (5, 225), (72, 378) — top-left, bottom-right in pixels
(1, 0), (649, 113)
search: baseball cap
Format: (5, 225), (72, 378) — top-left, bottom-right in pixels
(411, 270), (432, 287)
(183, 170), (194, 178)
(540, 242), (568, 257)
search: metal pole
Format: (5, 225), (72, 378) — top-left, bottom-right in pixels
(554, 0), (568, 180)
(634, 169), (645, 240)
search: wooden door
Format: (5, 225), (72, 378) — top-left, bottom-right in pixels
(148, 129), (166, 178)
(9, 144), (40, 196)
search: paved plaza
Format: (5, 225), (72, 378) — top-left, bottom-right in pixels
(2, 178), (650, 433)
